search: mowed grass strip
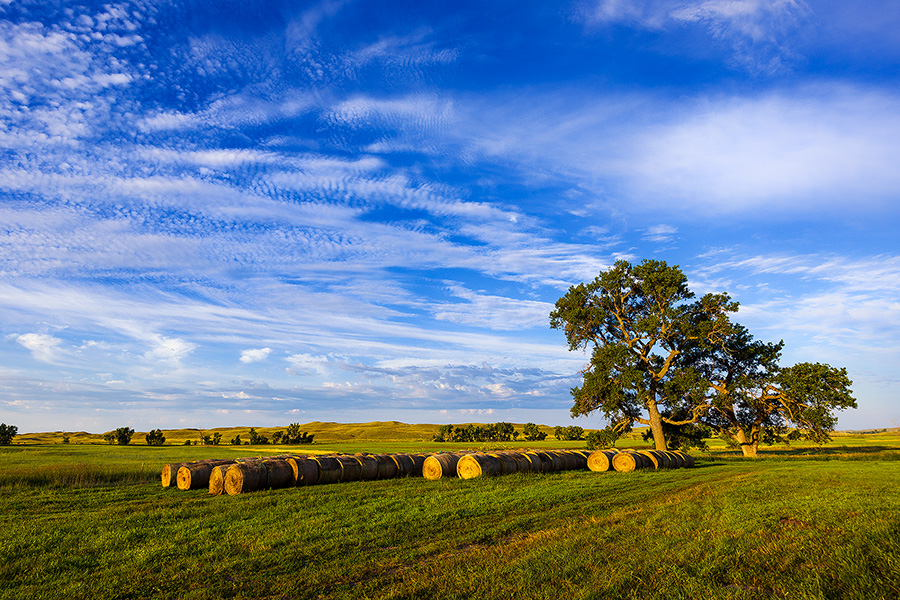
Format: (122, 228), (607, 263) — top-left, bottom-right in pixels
(1, 445), (899, 599)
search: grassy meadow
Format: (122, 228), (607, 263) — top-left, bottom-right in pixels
(1, 424), (899, 599)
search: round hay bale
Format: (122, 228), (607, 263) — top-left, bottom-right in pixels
(488, 452), (519, 475)
(162, 462), (187, 487)
(674, 451), (695, 468)
(372, 454), (399, 479)
(587, 450), (617, 472)
(525, 452), (549, 473)
(552, 451), (577, 471)
(264, 458), (295, 489)
(457, 453), (502, 479)
(507, 452), (534, 473)
(177, 462), (225, 491)
(570, 450), (591, 469)
(224, 461), (268, 495)
(612, 451), (644, 473)
(354, 454), (380, 480)
(645, 450), (668, 469)
(208, 464), (230, 495)
(312, 455), (343, 484)
(423, 453), (461, 480)
(663, 451), (684, 469)
(391, 453), (417, 477)
(336, 455), (362, 482)
(409, 453), (428, 476)
(286, 456), (320, 486)
(542, 451), (563, 472)
(637, 450), (659, 470)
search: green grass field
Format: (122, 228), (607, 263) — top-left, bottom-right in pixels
(1, 426), (899, 599)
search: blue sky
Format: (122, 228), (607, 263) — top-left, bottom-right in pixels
(1, 0), (898, 433)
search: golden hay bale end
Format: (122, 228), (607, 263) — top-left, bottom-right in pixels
(162, 462), (187, 487)
(208, 464), (230, 495)
(177, 461), (236, 491)
(423, 453), (462, 480)
(457, 453), (502, 479)
(611, 451), (649, 473)
(587, 450), (617, 472)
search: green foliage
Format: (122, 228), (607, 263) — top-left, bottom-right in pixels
(554, 425), (584, 441)
(61, 433), (70, 444)
(145, 429), (166, 446)
(212, 432), (221, 445)
(695, 323), (857, 457)
(114, 427), (134, 445)
(283, 423), (315, 444)
(641, 421), (712, 451)
(248, 428), (269, 445)
(0, 423), (18, 445)
(522, 422), (547, 441)
(586, 428), (620, 450)
(272, 431), (283, 444)
(103, 432), (116, 444)
(230, 434), (242, 446)
(550, 259), (738, 450)
(432, 422), (520, 442)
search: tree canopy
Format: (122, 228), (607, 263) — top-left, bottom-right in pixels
(550, 259), (737, 451)
(692, 324), (857, 456)
(551, 259), (856, 455)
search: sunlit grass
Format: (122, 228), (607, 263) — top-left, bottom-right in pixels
(1, 437), (899, 599)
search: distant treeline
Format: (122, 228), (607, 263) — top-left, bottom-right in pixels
(433, 422), (591, 443)
(228, 424), (314, 446)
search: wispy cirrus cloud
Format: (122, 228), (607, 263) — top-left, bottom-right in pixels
(583, 0), (810, 73)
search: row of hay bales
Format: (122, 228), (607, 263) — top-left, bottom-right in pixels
(162, 448), (695, 495)
(423, 449), (593, 479)
(587, 448), (695, 473)
(162, 452), (435, 495)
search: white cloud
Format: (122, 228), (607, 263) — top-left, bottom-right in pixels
(16, 333), (63, 363)
(643, 224), (678, 243)
(240, 348), (272, 363)
(626, 88), (900, 211)
(432, 285), (555, 330)
(584, 0), (810, 72)
(285, 353), (330, 375)
(144, 336), (197, 363)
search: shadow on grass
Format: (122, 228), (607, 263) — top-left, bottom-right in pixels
(705, 445), (900, 461)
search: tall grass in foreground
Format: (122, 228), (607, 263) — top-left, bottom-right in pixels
(1, 444), (899, 599)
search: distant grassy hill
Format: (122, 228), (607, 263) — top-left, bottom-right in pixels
(15, 422), (898, 448)
(15, 421), (580, 445)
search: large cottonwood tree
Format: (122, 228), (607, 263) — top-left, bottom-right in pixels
(550, 259), (737, 451)
(692, 325), (857, 457)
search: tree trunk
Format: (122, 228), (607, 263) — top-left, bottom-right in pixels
(734, 429), (759, 458)
(646, 400), (667, 451)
